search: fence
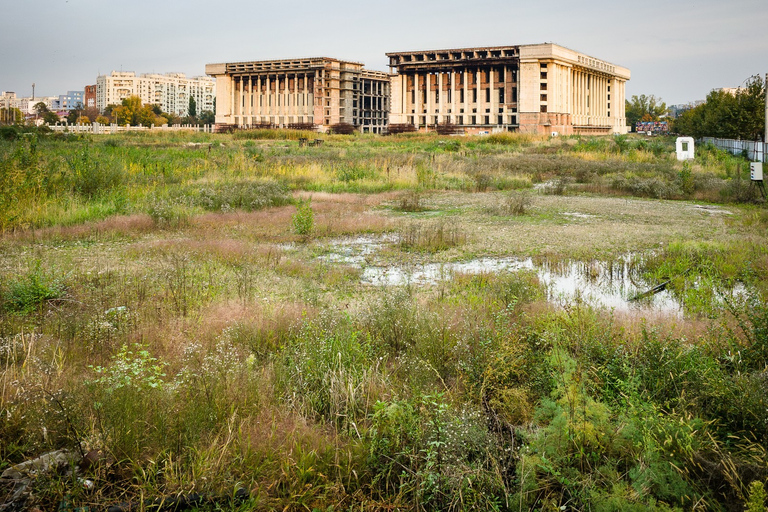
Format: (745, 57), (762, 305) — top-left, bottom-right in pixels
(48, 123), (214, 134)
(701, 137), (767, 163)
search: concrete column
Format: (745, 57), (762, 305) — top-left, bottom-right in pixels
(451, 70), (457, 124)
(414, 73), (421, 126)
(488, 67), (495, 125)
(230, 77), (235, 124)
(284, 74), (290, 125)
(248, 76), (253, 124)
(264, 75), (270, 120)
(426, 73), (433, 126)
(580, 71), (585, 123)
(437, 72), (444, 124)
(256, 76), (262, 119)
(475, 69), (482, 124)
(573, 70), (583, 124)
(580, 71), (584, 123)
(401, 74), (408, 123)
(463, 68), (469, 125)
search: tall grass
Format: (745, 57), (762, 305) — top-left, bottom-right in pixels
(1, 130), (768, 511)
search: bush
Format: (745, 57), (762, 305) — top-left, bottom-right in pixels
(3, 262), (66, 313)
(499, 189), (533, 215)
(292, 198), (314, 236)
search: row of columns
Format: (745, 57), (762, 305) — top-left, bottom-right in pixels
(399, 66), (516, 126)
(231, 72), (320, 125)
(572, 68), (613, 127)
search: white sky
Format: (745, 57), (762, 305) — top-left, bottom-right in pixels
(1, 0), (766, 105)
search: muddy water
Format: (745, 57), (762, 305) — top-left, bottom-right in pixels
(318, 236), (683, 315)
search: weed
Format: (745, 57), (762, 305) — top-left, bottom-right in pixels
(292, 198), (314, 237)
(397, 190), (425, 212)
(499, 189), (533, 215)
(3, 261), (66, 313)
(399, 220), (467, 252)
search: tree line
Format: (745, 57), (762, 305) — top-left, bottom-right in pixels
(3, 95), (214, 128)
(625, 75), (766, 141)
(674, 75), (765, 140)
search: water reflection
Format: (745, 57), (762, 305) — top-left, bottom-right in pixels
(318, 236), (683, 315)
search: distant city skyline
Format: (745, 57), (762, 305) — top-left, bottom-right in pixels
(1, 0), (766, 105)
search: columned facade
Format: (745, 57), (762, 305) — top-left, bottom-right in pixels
(206, 58), (390, 133)
(388, 43), (630, 135)
(387, 47), (520, 132)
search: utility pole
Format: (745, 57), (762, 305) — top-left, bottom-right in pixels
(32, 83), (35, 101)
(764, 72), (767, 146)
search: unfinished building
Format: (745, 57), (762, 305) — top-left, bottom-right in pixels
(205, 57), (390, 133)
(386, 43), (630, 135)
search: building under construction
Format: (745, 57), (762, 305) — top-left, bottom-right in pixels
(386, 43), (630, 135)
(205, 57), (390, 133)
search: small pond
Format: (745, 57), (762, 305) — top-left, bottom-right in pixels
(317, 235), (684, 315)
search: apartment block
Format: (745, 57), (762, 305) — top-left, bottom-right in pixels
(96, 71), (215, 116)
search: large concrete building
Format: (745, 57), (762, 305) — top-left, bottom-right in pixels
(205, 57), (390, 133)
(387, 43), (630, 135)
(96, 71), (215, 116)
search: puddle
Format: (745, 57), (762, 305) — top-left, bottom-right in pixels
(562, 212), (595, 219)
(316, 236), (728, 316)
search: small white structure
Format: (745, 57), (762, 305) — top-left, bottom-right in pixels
(676, 137), (695, 161)
(750, 162), (763, 181)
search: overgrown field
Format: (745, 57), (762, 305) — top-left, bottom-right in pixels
(1, 129), (767, 511)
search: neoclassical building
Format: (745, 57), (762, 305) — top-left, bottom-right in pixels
(386, 43), (630, 135)
(205, 57), (390, 133)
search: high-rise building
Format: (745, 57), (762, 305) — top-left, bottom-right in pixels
(96, 71), (215, 116)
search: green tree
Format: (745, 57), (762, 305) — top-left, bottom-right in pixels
(33, 102), (49, 115)
(66, 108), (83, 125)
(625, 94), (668, 127)
(43, 111), (59, 125)
(199, 110), (214, 125)
(674, 76), (765, 140)
(188, 96), (197, 118)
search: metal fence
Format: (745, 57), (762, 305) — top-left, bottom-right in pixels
(701, 137), (767, 163)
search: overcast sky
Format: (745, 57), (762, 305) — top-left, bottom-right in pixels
(1, 0), (766, 105)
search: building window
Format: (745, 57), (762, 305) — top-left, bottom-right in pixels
(540, 105), (547, 113)
(540, 72), (547, 80)
(540, 83), (547, 91)
(540, 94), (547, 102)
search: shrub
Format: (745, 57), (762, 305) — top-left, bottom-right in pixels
(292, 198), (314, 236)
(3, 262), (66, 313)
(499, 189), (533, 215)
(397, 190), (425, 212)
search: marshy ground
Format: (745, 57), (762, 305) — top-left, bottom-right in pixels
(1, 129), (767, 511)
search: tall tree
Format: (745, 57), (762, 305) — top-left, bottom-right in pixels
(33, 102), (49, 115)
(188, 96), (197, 118)
(625, 94), (668, 127)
